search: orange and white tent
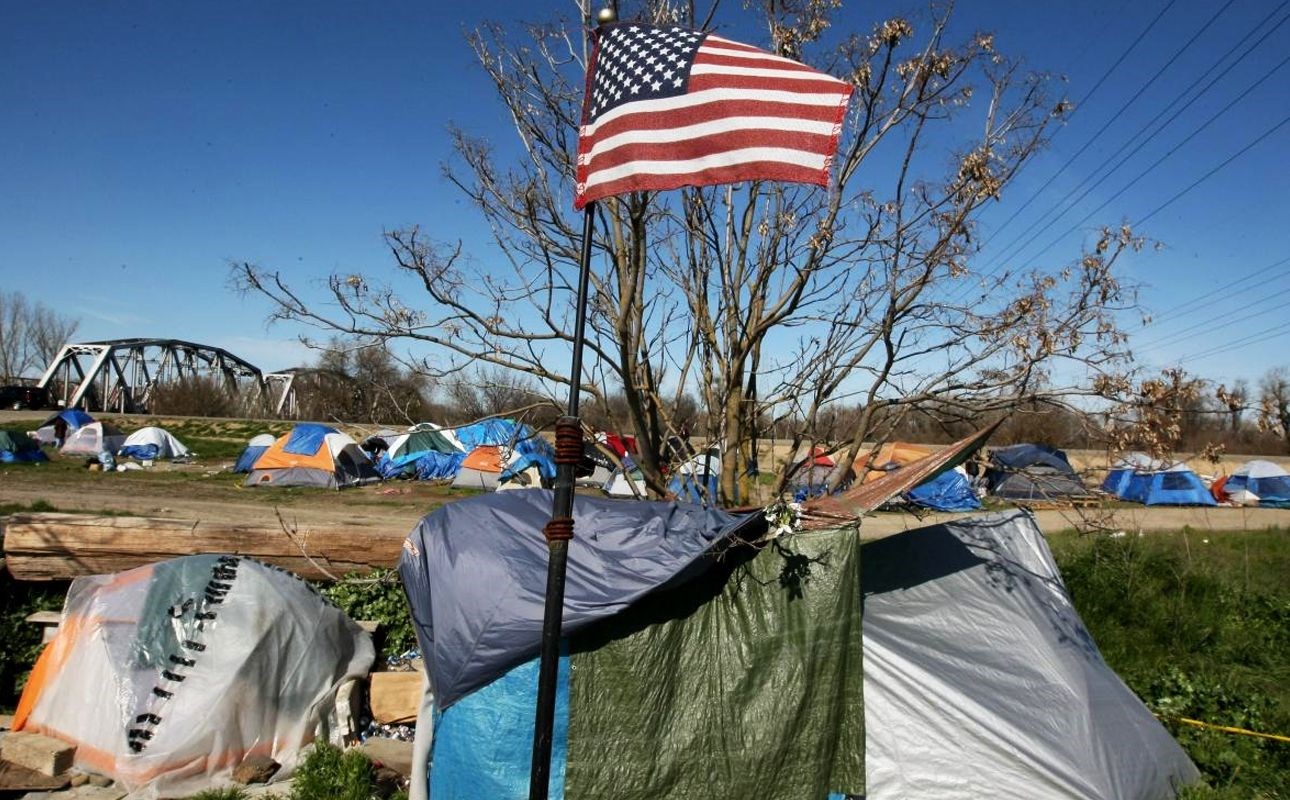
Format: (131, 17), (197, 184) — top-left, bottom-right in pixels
(245, 423), (378, 489)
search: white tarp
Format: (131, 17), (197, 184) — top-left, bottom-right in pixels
(862, 511), (1198, 799)
(118, 426), (190, 459)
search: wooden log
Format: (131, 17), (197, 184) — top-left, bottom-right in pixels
(1, 512), (408, 581)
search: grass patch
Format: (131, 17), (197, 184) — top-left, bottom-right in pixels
(287, 742), (405, 800)
(187, 789), (253, 800)
(1053, 528), (1290, 797)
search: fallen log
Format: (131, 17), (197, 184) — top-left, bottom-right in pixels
(1, 512), (408, 581)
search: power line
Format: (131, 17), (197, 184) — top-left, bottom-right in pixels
(1135, 282), (1290, 353)
(971, 0), (1181, 252)
(977, 4), (1290, 281)
(1141, 255), (1290, 328)
(1176, 318), (1290, 365)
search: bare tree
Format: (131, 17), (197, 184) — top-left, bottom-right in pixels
(0, 290), (80, 380)
(234, 1), (1138, 503)
(1215, 380), (1248, 433)
(1257, 367), (1290, 452)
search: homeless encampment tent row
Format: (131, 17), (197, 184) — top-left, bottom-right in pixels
(12, 554), (374, 798)
(1213, 459), (1290, 507)
(245, 423), (380, 489)
(853, 442), (982, 512)
(985, 443), (1094, 502)
(1101, 455), (1217, 506)
(398, 491), (1197, 800)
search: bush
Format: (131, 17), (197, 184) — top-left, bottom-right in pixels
(289, 743), (405, 800)
(320, 569), (417, 663)
(0, 572), (67, 710)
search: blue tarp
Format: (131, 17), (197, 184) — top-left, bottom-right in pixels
(398, 489), (748, 709)
(668, 472), (720, 505)
(41, 409), (93, 430)
(429, 653), (569, 800)
(233, 445), (269, 473)
(117, 444), (160, 461)
(0, 449), (46, 463)
(447, 418), (557, 480)
(282, 423), (337, 456)
(906, 469), (981, 512)
(413, 450), (468, 481)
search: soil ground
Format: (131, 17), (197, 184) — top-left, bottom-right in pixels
(2, 410), (1287, 542)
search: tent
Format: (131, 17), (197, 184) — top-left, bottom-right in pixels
(232, 433), (277, 473)
(446, 418), (557, 481)
(667, 445), (722, 504)
(378, 424), (465, 480)
(33, 409), (94, 446)
(0, 429), (46, 463)
(117, 426), (190, 461)
(1220, 459), (1290, 508)
(789, 447), (839, 500)
(60, 421), (127, 456)
(853, 442), (980, 512)
(399, 495), (1197, 800)
(1100, 452), (1162, 497)
(451, 445), (516, 490)
(244, 424), (379, 489)
(14, 555), (373, 798)
(602, 461), (648, 497)
(986, 443), (1091, 501)
(1115, 462), (1216, 506)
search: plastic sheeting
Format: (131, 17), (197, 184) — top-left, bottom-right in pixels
(117, 427), (190, 461)
(398, 489), (745, 708)
(862, 511), (1198, 798)
(15, 555), (373, 798)
(905, 468), (980, 511)
(0, 429), (46, 462)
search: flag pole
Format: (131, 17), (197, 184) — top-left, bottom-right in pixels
(530, 0), (610, 773)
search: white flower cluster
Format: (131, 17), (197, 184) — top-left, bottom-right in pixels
(762, 500), (803, 540)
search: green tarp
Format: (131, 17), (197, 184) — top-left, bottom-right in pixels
(565, 524), (864, 800)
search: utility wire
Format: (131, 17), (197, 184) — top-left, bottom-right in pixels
(1135, 282), (1290, 352)
(977, 4), (1290, 281)
(1176, 318), (1290, 365)
(971, 0), (1181, 252)
(1141, 255), (1290, 328)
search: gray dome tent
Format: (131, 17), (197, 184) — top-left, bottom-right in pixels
(986, 443), (1092, 501)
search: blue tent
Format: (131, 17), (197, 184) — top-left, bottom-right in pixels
(906, 468), (981, 512)
(1223, 460), (1290, 508)
(233, 434), (277, 473)
(1101, 453), (1161, 497)
(1119, 464), (1216, 506)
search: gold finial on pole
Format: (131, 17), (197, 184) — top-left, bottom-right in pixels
(596, 7), (617, 24)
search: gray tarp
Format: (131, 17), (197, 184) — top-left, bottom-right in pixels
(398, 489), (750, 708)
(862, 511), (1198, 798)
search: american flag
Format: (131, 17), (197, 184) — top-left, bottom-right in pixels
(574, 23), (853, 210)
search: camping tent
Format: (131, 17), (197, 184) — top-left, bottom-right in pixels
(0, 429), (46, 463)
(853, 442), (980, 512)
(60, 421), (127, 456)
(13, 555), (373, 798)
(667, 445), (722, 504)
(986, 443), (1091, 501)
(602, 461), (648, 497)
(117, 426), (190, 461)
(1115, 462), (1216, 506)
(399, 495), (1196, 800)
(1221, 460), (1290, 507)
(33, 409), (94, 446)
(232, 433), (277, 473)
(446, 418), (557, 481)
(244, 424), (379, 489)
(1100, 452), (1162, 497)
(789, 447), (839, 500)
(378, 424), (465, 480)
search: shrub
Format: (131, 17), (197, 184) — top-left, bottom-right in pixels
(320, 569), (417, 662)
(0, 573), (67, 710)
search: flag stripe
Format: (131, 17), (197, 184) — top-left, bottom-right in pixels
(582, 87), (847, 139)
(585, 128), (837, 177)
(586, 115), (839, 161)
(587, 160), (831, 202)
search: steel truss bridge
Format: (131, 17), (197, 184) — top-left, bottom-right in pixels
(38, 338), (274, 414)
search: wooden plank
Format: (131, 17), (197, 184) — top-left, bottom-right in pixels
(1, 512), (407, 581)
(0, 759), (72, 791)
(0, 731), (75, 776)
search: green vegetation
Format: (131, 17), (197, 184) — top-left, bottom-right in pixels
(288, 742), (406, 800)
(188, 789), (253, 800)
(321, 569), (416, 662)
(0, 571), (67, 710)
(1052, 528), (1290, 797)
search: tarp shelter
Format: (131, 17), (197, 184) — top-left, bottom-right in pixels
(1116, 462), (1217, 507)
(60, 421), (126, 456)
(13, 555), (373, 798)
(602, 460), (647, 497)
(1221, 459), (1290, 507)
(232, 433), (277, 473)
(117, 426), (190, 461)
(399, 495), (1197, 800)
(33, 409), (94, 445)
(986, 443), (1091, 501)
(445, 418), (557, 482)
(245, 423), (379, 489)
(853, 442), (980, 512)
(0, 429), (46, 463)
(378, 424), (465, 479)
(1100, 452), (1162, 497)
(667, 445), (722, 504)
(451, 445), (515, 490)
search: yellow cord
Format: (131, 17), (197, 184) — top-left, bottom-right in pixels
(1160, 715), (1290, 744)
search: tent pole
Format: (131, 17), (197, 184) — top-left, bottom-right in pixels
(529, 201), (596, 800)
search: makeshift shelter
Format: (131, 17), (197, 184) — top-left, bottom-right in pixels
(1220, 459), (1290, 507)
(60, 421), (126, 456)
(667, 445), (722, 504)
(986, 443), (1091, 501)
(602, 461), (648, 497)
(14, 555), (373, 798)
(33, 409), (94, 445)
(378, 424), (465, 479)
(0, 429), (46, 463)
(117, 426), (190, 461)
(446, 418), (557, 482)
(232, 433), (277, 473)
(1115, 462), (1216, 506)
(853, 442), (980, 512)
(451, 445), (515, 490)
(1100, 452), (1162, 497)
(788, 447), (839, 500)
(244, 423), (379, 489)
(399, 494), (1196, 800)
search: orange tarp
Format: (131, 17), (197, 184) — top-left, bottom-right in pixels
(461, 445), (505, 473)
(853, 442), (935, 484)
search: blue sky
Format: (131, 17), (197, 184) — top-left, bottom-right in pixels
(2, 0), (1287, 387)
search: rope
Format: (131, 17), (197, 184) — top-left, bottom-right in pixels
(1158, 714), (1290, 744)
